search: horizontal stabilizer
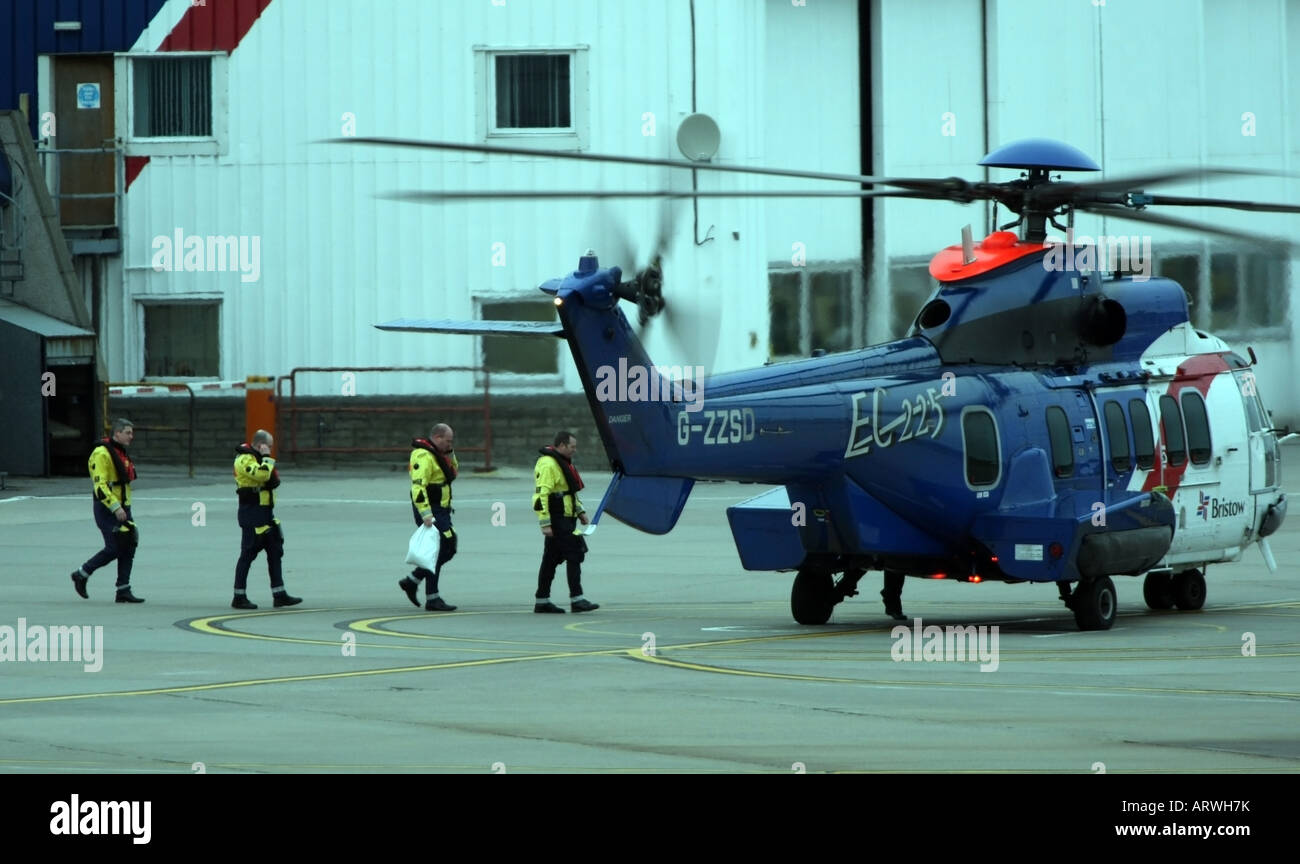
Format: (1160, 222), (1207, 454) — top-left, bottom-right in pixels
(376, 318), (564, 337)
(602, 473), (695, 535)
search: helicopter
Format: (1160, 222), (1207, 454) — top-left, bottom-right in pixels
(336, 135), (1295, 631)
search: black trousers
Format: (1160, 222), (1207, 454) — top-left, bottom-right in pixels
(536, 517), (586, 599)
(235, 519), (284, 591)
(411, 505), (456, 592)
(82, 504), (135, 588)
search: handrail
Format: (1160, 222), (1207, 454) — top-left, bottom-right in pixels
(34, 142), (123, 227)
(102, 381), (197, 477)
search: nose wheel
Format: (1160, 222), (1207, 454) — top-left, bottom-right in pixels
(791, 566), (836, 625)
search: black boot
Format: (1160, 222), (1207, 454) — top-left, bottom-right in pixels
(115, 588), (145, 603)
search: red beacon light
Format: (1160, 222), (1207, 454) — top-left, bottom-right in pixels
(1049, 542), (1064, 559)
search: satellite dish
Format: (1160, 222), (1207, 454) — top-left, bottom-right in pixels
(676, 113), (720, 162)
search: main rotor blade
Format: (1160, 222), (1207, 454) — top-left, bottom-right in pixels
(329, 136), (887, 186)
(1137, 194), (1300, 214)
(381, 189), (917, 202)
(1060, 166), (1278, 195)
(1078, 203), (1295, 253)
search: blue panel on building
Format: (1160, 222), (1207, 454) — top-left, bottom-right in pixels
(0, 0), (169, 137)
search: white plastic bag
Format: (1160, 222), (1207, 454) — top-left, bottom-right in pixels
(404, 524), (441, 571)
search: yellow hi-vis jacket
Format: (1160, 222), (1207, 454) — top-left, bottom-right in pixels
(533, 453), (584, 528)
(89, 442), (132, 512)
(410, 445), (457, 520)
(234, 447), (280, 533)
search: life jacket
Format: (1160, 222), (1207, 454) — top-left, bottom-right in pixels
(538, 446), (584, 517)
(412, 438), (456, 508)
(93, 438), (136, 495)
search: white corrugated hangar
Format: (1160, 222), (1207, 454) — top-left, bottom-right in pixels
(37, 0), (1300, 422)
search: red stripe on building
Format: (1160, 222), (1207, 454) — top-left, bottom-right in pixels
(124, 155), (150, 192)
(128, 1), (273, 190)
(158, 0), (273, 53)
(1140, 352), (1230, 498)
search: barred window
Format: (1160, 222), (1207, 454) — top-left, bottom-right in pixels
(132, 56), (212, 138)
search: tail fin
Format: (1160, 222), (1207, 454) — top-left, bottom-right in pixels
(545, 256), (704, 477)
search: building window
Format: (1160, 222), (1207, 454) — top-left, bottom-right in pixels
(766, 264), (862, 359)
(1158, 249), (1287, 335)
(480, 299), (559, 375)
(143, 302), (218, 378)
(477, 47), (588, 145)
(962, 407), (1000, 489)
(132, 56), (212, 138)
(1045, 405), (1073, 478)
(495, 54), (570, 130)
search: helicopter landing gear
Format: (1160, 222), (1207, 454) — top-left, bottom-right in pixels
(791, 567), (836, 625)
(1171, 569), (1206, 611)
(1142, 572), (1176, 610)
(1067, 576), (1117, 631)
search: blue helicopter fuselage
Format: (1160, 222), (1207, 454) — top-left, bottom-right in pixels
(542, 232), (1286, 587)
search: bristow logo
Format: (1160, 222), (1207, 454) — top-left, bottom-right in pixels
(50, 794), (151, 844)
(1198, 493), (1247, 520)
(594, 357), (705, 412)
(0, 618), (103, 672)
(1043, 232), (1152, 282)
(151, 229), (261, 283)
(890, 616), (999, 672)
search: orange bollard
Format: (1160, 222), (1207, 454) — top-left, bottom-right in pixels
(245, 376), (277, 456)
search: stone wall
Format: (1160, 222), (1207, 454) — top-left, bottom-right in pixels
(106, 393), (603, 470)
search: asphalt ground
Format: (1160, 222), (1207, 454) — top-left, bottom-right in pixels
(1, 453), (1298, 776)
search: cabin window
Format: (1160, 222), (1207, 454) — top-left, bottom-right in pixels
(1181, 390), (1212, 465)
(1129, 399), (1155, 470)
(1159, 394), (1186, 467)
(1045, 406), (1073, 478)
(962, 408), (1000, 488)
(1104, 401), (1131, 473)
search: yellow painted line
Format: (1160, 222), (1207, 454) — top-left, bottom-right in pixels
(623, 649), (1300, 699)
(350, 615), (585, 649)
(0, 626), (877, 706)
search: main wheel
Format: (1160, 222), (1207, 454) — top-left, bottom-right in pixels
(1142, 572), (1176, 610)
(791, 568), (835, 625)
(1172, 569), (1206, 610)
(1072, 576), (1117, 631)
